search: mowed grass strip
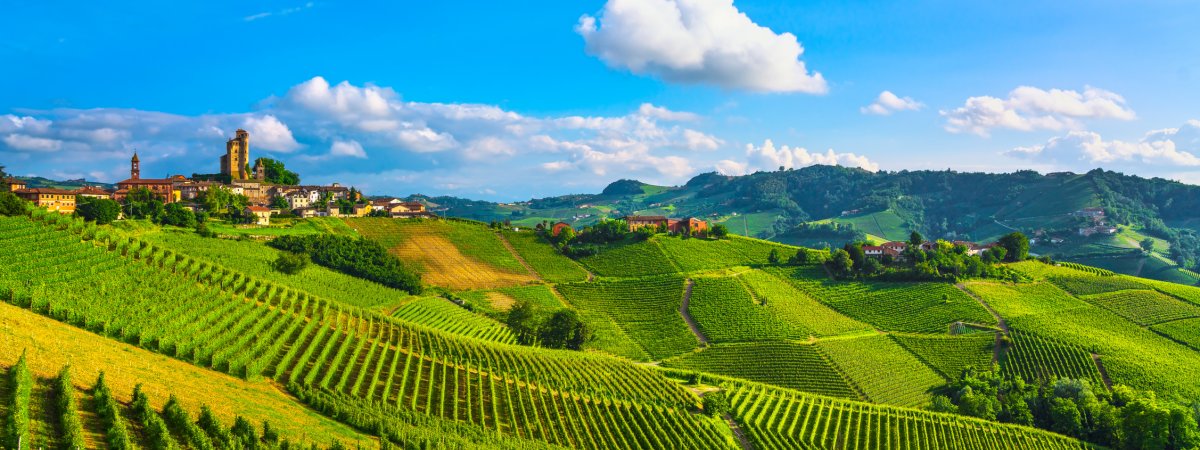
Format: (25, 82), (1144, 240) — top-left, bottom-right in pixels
(662, 342), (859, 399)
(817, 334), (944, 408)
(348, 218), (535, 289)
(0, 302), (372, 447)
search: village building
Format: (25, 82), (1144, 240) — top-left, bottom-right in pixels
(14, 188), (76, 213)
(220, 129), (251, 180)
(176, 181), (215, 201)
(1071, 207), (1105, 218)
(115, 153), (178, 203)
(625, 215), (669, 232)
(673, 217), (708, 235)
(244, 205), (271, 225)
(2, 177), (27, 192)
(551, 221), (573, 236)
(1079, 226), (1118, 237)
(286, 192), (312, 210)
(73, 186), (113, 200)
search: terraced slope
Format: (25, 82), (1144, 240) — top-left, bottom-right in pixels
(0, 214), (733, 450)
(817, 335), (944, 408)
(391, 296), (517, 344)
(347, 218), (535, 289)
(661, 343), (858, 399)
(891, 333), (996, 380)
(557, 276), (698, 360)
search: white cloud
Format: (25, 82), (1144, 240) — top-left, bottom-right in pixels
(577, 0), (827, 93)
(243, 115), (301, 152)
(861, 91), (923, 115)
(682, 129), (722, 151)
(244, 1), (314, 21)
(1006, 120), (1200, 167)
(716, 139), (879, 175)
(329, 140), (367, 159)
(943, 86), (1136, 136)
(3, 134), (63, 152)
(0, 115), (52, 134)
(637, 103), (699, 121)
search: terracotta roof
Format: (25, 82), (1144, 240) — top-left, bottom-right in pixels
(16, 187), (76, 195)
(74, 186), (112, 195)
(246, 206), (271, 212)
(626, 215), (668, 221)
(117, 178), (174, 185)
(3, 177), (24, 184)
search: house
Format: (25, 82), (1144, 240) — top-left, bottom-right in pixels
(881, 241), (908, 253)
(245, 205), (271, 225)
(863, 245), (885, 257)
(2, 177), (26, 192)
(1079, 226), (1118, 237)
(625, 215), (668, 232)
(177, 181), (215, 201)
(286, 192), (312, 210)
(840, 209), (861, 216)
(73, 186), (113, 200)
(14, 188), (76, 213)
(293, 207), (320, 218)
(669, 217), (708, 235)
(116, 153), (178, 203)
(551, 221), (573, 237)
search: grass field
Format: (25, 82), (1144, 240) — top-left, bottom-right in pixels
(0, 302), (371, 446)
(499, 230), (590, 282)
(822, 209), (910, 242)
(578, 239), (679, 277)
(142, 229), (408, 309)
(348, 218), (536, 289)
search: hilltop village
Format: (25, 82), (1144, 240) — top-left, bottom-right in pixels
(1, 130), (428, 225)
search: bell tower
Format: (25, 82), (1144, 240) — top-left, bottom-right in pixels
(130, 152), (141, 180)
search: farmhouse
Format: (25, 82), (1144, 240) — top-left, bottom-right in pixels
(1079, 226), (1118, 237)
(14, 188), (76, 213)
(625, 215), (668, 231)
(245, 205), (271, 225)
(2, 177), (27, 192)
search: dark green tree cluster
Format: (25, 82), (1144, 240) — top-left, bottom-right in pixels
(272, 251), (309, 274)
(197, 185), (249, 219)
(825, 231), (1026, 281)
(256, 158), (300, 185)
(268, 234), (422, 294)
(505, 300), (590, 350)
(935, 368), (1200, 450)
(0, 191), (28, 216)
(123, 186), (166, 220)
(76, 196), (120, 224)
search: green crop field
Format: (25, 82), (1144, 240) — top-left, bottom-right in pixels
(577, 239), (679, 277)
(1081, 289), (1200, 326)
(557, 276), (697, 360)
(817, 335), (944, 407)
(824, 209), (910, 242)
(1152, 318), (1200, 350)
(1048, 274), (1151, 296)
(142, 229), (408, 308)
(391, 296), (517, 344)
(891, 333), (996, 380)
(769, 267), (996, 333)
(662, 343), (859, 399)
(499, 230), (590, 282)
(655, 235), (802, 271)
(1003, 330), (1104, 387)
(688, 276), (810, 342)
(458, 284), (566, 316)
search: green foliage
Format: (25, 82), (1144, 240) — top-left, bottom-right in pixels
(1003, 330), (1104, 387)
(257, 158), (300, 185)
(1083, 289), (1200, 326)
(662, 343), (858, 398)
(1050, 274), (1150, 296)
(131, 384), (178, 450)
(4, 353), (32, 449)
(501, 230), (588, 282)
(818, 334), (945, 407)
(710, 223), (729, 239)
(124, 186), (165, 220)
(55, 366), (87, 450)
(656, 234), (809, 272)
(998, 231), (1030, 262)
(75, 196), (120, 224)
(892, 333), (995, 380)
(0, 191), (26, 216)
(392, 296), (515, 344)
(272, 251), (309, 275)
(558, 276), (698, 359)
(701, 391), (729, 417)
(269, 234), (422, 294)
(159, 202), (197, 228)
(538, 309), (590, 350)
(93, 372), (133, 450)
(577, 239), (677, 277)
(1151, 317), (1200, 350)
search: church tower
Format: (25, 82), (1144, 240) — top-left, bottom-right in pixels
(220, 129), (251, 179)
(130, 152), (141, 180)
(253, 158), (266, 181)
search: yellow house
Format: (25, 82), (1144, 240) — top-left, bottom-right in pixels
(245, 205), (271, 225)
(3, 177), (27, 192)
(15, 188), (77, 213)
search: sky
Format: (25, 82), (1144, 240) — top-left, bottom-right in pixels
(1, 0), (1198, 201)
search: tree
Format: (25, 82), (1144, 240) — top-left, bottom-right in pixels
(506, 300), (541, 346)
(538, 310), (590, 350)
(702, 391), (730, 417)
(272, 252), (309, 274)
(269, 195), (290, 210)
(75, 197), (119, 224)
(998, 232), (1030, 262)
(788, 249), (809, 265)
(0, 191), (27, 216)
(909, 230), (925, 247)
(710, 223), (729, 239)
(1141, 238), (1155, 253)
(257, 158), (300, 185)
(159, 203), (197, 228)
(123, 187), (164, 220)
(1049, 397), (1084, 437)
(767, 248), (780, 265)
(198, 185), (248, 217)
(829, 249), (854, 276)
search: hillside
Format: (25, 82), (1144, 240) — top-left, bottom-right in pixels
(2, 206), (1166, 448)
(408, 167), (1200, 285)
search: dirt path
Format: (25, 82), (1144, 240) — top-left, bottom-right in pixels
(956, 283), (1009, 364)
(495, 232), (542, 281)
(722, 413), (754, 450)
(1091, 353), (1114, 390)
(679, 279), (709, 345)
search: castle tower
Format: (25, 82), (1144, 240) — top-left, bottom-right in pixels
(131, 152), (141, 180)
(220, 129), (250, 179)
(253, 158), (266, 181)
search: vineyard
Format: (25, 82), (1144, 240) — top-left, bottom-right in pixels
(961, 281), (1090, 318)
(0, 356), (348, 449)
(500, 230), (590, 283)
(661, 343), (859, 399)
(655, 235), (803, 272)
(768, 267), (996, 333)
(688, 276), (808, 342)
(1048, 274), (1150, 296)
(1082, 289), (1200, 326)
(556, 276), (698, 360)
(0, 214), (736, 450)
(347, 218), (535, 289)
(390, 296), (517, 343)
(727, 381), (1091, 450)
(1001, 330), (1104, 387)
(891, 333), (996, 380)
(817, 335), (944, 407)
(143, 229), (405, 308)
(458, 284), (566, 315)
(577, 240), (678, 277)
(1151, 318), (1200, 350)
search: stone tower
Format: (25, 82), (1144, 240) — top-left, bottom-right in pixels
(130, 152), (141, 180)
(253, 158), (266, 181)
(220, 129), (250, 179)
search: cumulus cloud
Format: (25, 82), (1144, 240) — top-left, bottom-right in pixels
(715, 139), (879, 175)
(3, 134), (63, 152)
(942, 86), (1136, 136)
(243, 115), (301, 152)
(1006, 120), (1200, 167)
(329, 140), (367, 158)
(861, 91), (923, 115)
(577, 0), (827, 93)
(637, 103), (699, 121)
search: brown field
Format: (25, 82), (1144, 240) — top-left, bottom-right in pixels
(351, 220), (535, 290)
(0, 302), (374, 447)
(486, 291), (518, 311)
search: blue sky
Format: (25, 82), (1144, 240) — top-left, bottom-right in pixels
(2, 0), (1198, 200)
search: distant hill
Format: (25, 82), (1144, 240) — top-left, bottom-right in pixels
(393, 166), (1200, 285)
(11, 175), (115, 190)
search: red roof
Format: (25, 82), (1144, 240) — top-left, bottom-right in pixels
(246, 206), (271, 212)
(626, 215), (668, 222)
(74, 186), (112, 195)
(16, 187), (76, 195)
(117, 178), (174, 185)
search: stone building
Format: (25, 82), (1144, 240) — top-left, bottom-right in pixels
(220, 129), (250, 180)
